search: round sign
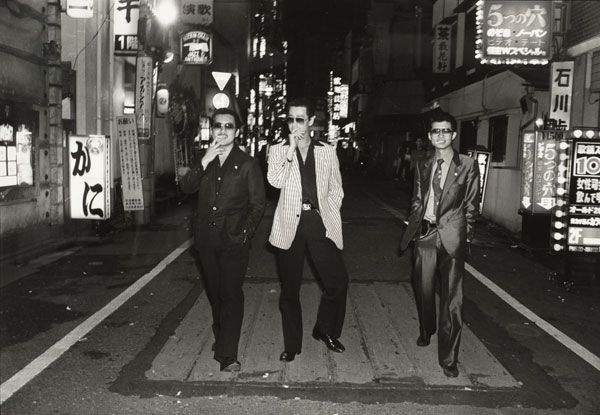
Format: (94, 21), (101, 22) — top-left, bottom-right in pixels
(212, 92), (230, 109)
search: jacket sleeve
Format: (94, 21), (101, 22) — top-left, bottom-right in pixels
(328, 149), (344, 210)
(267, 142), (292, 189)
(244, 159), (266, 242)
(408, 161), (425, 222)
(464, 158), (481, 242)
(179, 163), (206, 194)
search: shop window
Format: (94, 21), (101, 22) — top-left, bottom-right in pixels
(488, 115), (507, 162)
(0, 103), (36, 188)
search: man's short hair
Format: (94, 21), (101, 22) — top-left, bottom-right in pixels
(287, 97), (315, 118)
(429, 111), (457, 132)
(212, 108), (242, 128)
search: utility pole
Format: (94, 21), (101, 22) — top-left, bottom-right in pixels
(134, 0), (155, 225)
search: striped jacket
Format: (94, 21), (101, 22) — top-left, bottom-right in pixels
(267, 140), (344, 250)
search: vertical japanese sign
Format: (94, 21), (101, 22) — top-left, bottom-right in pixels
(467, 150), (491, 212)
(433, 24), (451, 74)
(180, 0), (213, 25)
(566, 140), (600, 252)
(477, 0), (552, 65)
(532, 130), (561, 213)
(69, 135), (111, 220)
(114, 0), (140, 56)
(548, 61), (574, 130)
(520, 131), (535, 211)
(339, 84), (349, 119)
(181, 30), (212, 65)
(135, 55), (153, 139)
(116, 115), (144, 211)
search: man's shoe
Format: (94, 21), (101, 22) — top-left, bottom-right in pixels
(416, 335), (431, 347)
(220, 358), (241, 372)
(442, 365), (459, 378)
(312, 328), (345, 353)
(279, 351), (300, 362)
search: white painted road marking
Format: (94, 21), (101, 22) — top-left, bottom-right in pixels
(0, 239), (193, 405)
(367, 190), (600, 372)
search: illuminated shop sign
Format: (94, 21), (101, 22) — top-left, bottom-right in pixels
(339, 84), (349, 119)
(476, 0), (552, 65)
(467, 150), (491, 212)
(116, 115), (144, 211)
(181, 0), (213, 25)
(520, 130), (563, 214)
(0, 104), (36, 188)
(69, 135), (111, 220)
(135, 55), (153, 139)
(548, 61), (574, 130)
(552, 130), (600, 253)
(114, 0), (141, 55)
(181, 30), (212, 65)
(433, 24), (451, 74)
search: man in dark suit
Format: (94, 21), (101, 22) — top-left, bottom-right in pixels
(400, 111), (480, 378)
(178, 108), (265, 372)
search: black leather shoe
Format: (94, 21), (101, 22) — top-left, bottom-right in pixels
(220, 358), (241, 372)
(279, 351), (300, 362)
(442, 365), (459, 378)
(416, 335), (431, 347)
(312, 328), (345, 353)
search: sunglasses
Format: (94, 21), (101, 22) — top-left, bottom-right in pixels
(430, 128), (453, 135)
(286, 116), (308, 124)
(213, 122), (235, 130)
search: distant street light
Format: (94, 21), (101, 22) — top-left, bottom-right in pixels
(155, 1), (177, 26)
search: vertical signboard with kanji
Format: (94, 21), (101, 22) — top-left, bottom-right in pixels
(477, 0), (552, 65)
(467, 150), (491, 212)
(116, 115), (144, 211)
(520, 130), (562, 214)
(532, 130), (560, 213)
(180, 0), (213, 25)
(567, 140), (600, 252)
(135, 55), (153, 139)
(69, 135), (111, 220)
(520, 131), (535, 211)
(114, 0), (140, 56)
(433, 24), (451, 74)
(548, 61), (574, 130)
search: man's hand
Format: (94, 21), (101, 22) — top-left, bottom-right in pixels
(177, 166), (191, 177)
(286, 129), (305, 160)
(201, 138), (224, 169)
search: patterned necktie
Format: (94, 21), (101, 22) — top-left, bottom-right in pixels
(432, 159), (444, 211)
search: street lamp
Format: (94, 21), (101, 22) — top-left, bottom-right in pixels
(155, 0), (178, 26)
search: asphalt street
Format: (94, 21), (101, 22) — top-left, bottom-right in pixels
(0, 175), (599, 414)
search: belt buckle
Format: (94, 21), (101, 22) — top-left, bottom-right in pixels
(301, 203), (312, 211)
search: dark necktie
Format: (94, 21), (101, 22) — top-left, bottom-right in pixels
(432, 159), (444, 211)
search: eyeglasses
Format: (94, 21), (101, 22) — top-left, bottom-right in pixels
(213, 122), (235, 130)
(286, 116), (308, 125)
(430, 128), (453, 135)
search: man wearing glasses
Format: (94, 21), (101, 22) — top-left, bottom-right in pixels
(178, 108), (266, 372)
(268, 97), (349, 362)
(400, 111), (480, 378)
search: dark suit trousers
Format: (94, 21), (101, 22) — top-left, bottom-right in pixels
(196, 243), (250, 361)
(277, 210), (349, 353)
(413, 230), (464, 367)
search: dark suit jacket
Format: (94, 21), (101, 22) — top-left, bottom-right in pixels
(180, 146), (266, 250)
(400, 150), (480, 259)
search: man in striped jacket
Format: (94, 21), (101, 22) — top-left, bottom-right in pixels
(267, 97), (349, 363)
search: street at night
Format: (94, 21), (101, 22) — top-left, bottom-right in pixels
(1, 176), (599, 414)
(2, 0), (600, 414)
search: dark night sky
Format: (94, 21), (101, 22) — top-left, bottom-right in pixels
(283, 0), (361, 98)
